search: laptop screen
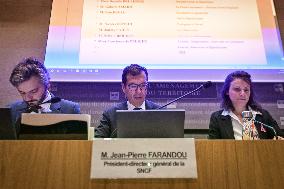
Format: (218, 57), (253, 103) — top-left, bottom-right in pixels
(0, 107), (17, 139)
(116, 109), (185, 138)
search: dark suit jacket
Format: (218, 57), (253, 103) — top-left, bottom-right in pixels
(95, 100), (160, 138)
(9, 98), (80, 127)
(208, 109), (284, 139)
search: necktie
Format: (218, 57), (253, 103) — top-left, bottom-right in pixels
(26, 105), (41, 113)
(133, 107), (142, 110)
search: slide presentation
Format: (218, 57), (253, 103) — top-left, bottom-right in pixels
(45, 0), (284, 82)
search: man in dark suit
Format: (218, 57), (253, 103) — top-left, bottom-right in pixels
(8, 57), (80, 126)
(95, 64), (160, 138)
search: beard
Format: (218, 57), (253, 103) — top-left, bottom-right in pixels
(26, 100), (40, 107)
(25, 89), (48, 108)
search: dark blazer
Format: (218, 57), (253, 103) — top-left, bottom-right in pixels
(209, 109), (284, 139)
(9, 99), (80, 126)
(95, 100), (160, 138)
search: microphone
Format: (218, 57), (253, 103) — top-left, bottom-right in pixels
(25, 97), (61, 113)
(242, 111), (278, 139)
(157, 81), (212, 109)
(41, 97), (61, 104)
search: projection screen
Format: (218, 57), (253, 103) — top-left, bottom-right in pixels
(44, 0), (284, 82)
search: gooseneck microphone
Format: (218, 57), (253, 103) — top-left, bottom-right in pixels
(157, 81), (212, 109)
(242, 111), (278, 139)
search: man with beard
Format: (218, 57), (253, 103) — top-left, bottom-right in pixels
(8, 57), (80, 126)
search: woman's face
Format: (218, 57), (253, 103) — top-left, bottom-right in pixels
(227, 78), (251, 110)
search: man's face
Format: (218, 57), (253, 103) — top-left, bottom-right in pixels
(16, 76), (47, 107)
(122, 71), (148, 107)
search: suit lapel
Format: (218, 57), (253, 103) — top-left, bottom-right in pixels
(50, 102), (61, 113)
(220, 114), (235, 139)
(47, 93), (61, 113)
(254, 114), (267, 138)
(145, 100), (153, 109)
(117, 101), (128, 110)
(122, 102), (128, 110)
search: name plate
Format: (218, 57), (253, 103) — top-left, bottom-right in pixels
(90, 138), (197, 179)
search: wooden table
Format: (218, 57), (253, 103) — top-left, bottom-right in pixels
(0, 140), (283, 189)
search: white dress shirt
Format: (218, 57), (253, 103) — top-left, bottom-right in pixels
(221, 107), (261, 140)
(127, 101), (146, 110)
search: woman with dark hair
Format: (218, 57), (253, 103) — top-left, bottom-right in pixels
(208, 71), (284, 139)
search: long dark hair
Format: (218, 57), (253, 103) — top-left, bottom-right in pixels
(221, 70), (261, 111)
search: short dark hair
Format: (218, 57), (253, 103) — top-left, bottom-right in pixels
(221, 70), (261, 111)
(9, 57), (50, 87)
(122, 64), (148, 85)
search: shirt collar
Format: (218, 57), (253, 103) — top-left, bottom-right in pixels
(42, 91), (52, 103)
(127, 101), (146, 110)
(221, 106), (262, 116)
(39, 91), (52, 113)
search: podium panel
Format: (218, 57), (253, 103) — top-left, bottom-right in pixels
(0, 140), (283, 189)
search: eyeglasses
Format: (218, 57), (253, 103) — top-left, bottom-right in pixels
(127, 83), (148, 91)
